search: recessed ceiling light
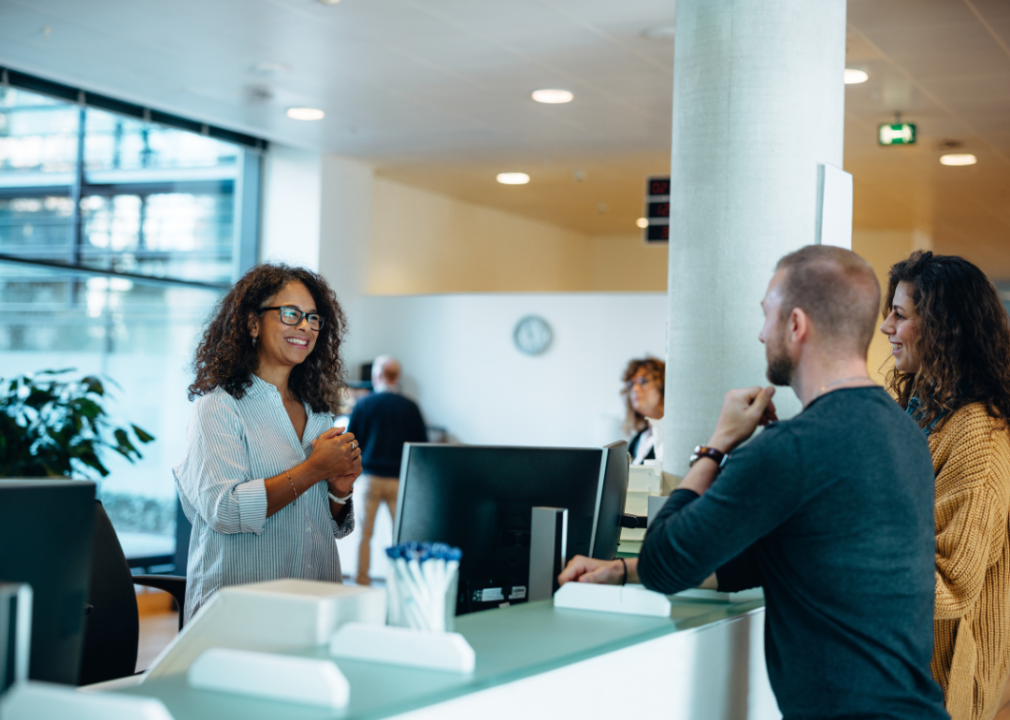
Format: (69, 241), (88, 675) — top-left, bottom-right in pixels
(844, 68), (869, 84)
(287, 107), (325, 121)
(636, 218), (648, 229)
(317, 0), (341, 4)
(532, 89), (574, 104)
(641, 26), (676, 41)
(497, 172), (530, 185)
(940, 153), (977, 166)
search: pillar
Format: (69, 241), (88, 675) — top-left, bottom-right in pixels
(664, 0), (848, 477)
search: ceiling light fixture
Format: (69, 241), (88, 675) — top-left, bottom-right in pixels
(532, 89), (574, 104)
(317, 0), (341, 4)
(844, 68), (869, 85)
(497, 172), (530, 185)
(940, 153), (977, 166)
(636, 218), (648, 229)
(286, 107), (325, 121)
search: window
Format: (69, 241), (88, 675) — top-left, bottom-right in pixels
(0, 75), (263, 567)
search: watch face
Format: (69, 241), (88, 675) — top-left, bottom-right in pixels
(513, 315), (552, 356)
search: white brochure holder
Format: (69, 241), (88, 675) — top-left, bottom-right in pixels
(330, 622), (476, 674)
(144, 579), (386, 681)
(553, 582), (672, 617)
(188, 648), (349, 709)
(0, 681), (174, 720)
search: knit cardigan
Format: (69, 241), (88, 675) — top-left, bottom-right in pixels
(930, 403), (1010, 720)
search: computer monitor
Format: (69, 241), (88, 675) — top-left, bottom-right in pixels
(590, 440), (630, 561)
(393, 442), (627, 615)
(0, 480), (96, 686)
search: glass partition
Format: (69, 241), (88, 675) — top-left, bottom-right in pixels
(0, 81), (260, 566)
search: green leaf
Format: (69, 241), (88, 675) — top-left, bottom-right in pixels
(132, 425), (155, 443)
(81, 376), (105, 397)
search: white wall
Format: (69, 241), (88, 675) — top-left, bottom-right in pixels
(353, 292), (668, 448)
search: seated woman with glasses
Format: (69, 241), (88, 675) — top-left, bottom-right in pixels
(175, 264), (362, 622)
(621, 357), (666, 464)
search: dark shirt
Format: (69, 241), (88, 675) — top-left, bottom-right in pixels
(347, 391), (427, 478)
(638, 387), (948, 720)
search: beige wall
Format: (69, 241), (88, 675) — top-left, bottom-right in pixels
(369, 179), (669, 294)
(852, 229), (932, 385)
(370, 179), (593, 294)
(591, 234), (668, 292)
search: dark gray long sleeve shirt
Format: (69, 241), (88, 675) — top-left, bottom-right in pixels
(638, 387), (948, 720)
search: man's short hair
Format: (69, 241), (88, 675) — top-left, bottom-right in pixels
(774, 245), (881, 356)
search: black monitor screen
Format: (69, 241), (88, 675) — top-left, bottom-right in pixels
(0, 480), (95, 686)
(394, 444), (608, 615)
(591, 441), (630, 562)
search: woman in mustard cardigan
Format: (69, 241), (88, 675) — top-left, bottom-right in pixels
(880, 251), (1010, 720)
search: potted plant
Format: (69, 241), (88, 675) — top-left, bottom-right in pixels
(0, 369), (154, 478)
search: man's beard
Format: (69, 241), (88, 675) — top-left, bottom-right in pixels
(765, 331), (794, 387)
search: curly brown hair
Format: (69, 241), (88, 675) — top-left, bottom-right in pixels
(885, 251), (1010, 432)
(621, 357), (665, 435)
(188, 264), (348, 414)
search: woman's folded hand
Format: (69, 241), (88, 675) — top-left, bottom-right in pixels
(310, 426), (362, 480)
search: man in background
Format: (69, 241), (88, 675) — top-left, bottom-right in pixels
(348, 355), (427, 586)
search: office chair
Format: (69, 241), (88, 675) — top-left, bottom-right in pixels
(77, 500), (187, 686)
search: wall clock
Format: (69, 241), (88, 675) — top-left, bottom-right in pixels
(513, 315), (552, 356)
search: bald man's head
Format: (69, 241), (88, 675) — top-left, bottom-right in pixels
(371, 355), (401, 391)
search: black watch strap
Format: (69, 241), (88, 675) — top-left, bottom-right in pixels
(689, 445), (729, 469)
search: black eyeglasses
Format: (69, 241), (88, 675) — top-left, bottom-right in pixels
(625, 376), (655, 390)
(257, 306), (325, 331)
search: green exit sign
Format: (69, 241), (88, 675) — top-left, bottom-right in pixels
(878, 123), (917, 145)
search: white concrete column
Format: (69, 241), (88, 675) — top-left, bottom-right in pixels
(259, 147), (375, 377)
(664, 0), (847, 476)
(260, 145), (322, 270)
(318, 155), (374, 372)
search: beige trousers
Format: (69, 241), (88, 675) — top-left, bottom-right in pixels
(355, 475), (399, 586)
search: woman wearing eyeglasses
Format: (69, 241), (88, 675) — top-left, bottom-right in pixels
(175, 264), (362, 622)
(621, 357), (666, 464)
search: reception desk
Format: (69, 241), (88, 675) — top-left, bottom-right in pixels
(114, 592), (779, 720)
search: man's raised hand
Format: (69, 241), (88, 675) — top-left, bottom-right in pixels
(708, 386), (777, 453)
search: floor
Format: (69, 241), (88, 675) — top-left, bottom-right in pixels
(137, 610), (179, 673)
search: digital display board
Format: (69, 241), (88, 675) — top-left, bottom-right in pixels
(643, 176), (670, 245)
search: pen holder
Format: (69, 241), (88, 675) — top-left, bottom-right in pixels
(385, 542), (461, 632)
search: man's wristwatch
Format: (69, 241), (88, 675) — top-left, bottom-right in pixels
(328, 489), (353, 505)
(689, 446), (729, 469)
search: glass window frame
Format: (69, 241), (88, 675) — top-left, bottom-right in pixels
(0, 69), (263, 289)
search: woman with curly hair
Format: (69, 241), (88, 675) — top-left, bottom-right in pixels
(880, 251), (1010, 720)
(621, 357), (665, 464)
(174, 264), (362, 621)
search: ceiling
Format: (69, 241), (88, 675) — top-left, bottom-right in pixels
(0, 0), (1008, 276)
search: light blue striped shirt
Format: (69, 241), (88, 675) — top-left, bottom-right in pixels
(174, 374), (354, 621)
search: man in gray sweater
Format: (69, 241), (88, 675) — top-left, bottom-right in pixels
(560, 246), (948, 720)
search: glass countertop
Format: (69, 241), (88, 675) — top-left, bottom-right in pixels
(120, 593), (764, 720)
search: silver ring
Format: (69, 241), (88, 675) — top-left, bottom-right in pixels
(352, 441), (358, 450)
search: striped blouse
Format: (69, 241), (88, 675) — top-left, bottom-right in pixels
(173, 374), (355, 622)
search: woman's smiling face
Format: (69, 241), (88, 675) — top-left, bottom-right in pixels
(251, 281), (319, 370)
(880, 280), (922, 375)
